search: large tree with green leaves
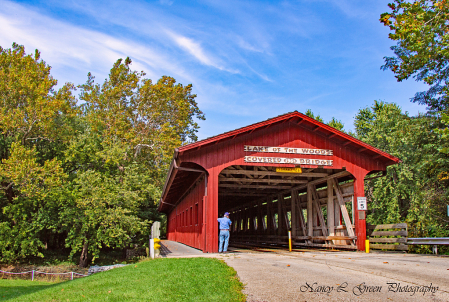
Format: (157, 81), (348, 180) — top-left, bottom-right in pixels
(0, 43), (76, 201)
(79, 58), (204, 186)
(61, 57), (204, 267)
(355, 101), (449, 252)
(380, 0), (449, 112)
(0, 44), (205, 265)
(0, 43), (76, 262)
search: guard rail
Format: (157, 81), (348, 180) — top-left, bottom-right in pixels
(407, 237), (449, 255)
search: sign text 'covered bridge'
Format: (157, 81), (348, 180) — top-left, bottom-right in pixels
(158, 111), (400, 253)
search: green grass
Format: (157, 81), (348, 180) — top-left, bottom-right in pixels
(0, 257), (245, 302)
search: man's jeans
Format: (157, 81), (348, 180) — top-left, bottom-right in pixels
(219, 230), (230, 252)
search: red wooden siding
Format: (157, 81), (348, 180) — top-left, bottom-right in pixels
(167, 180), (205, 250)
(161, 112), (400, 253)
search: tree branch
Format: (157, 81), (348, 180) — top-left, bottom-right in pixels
(26, 136), (53, 142)
(1, 182), (14, 191)
(134, 144), (153, 158)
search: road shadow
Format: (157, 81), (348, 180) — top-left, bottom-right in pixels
(159, 242), (172, 257)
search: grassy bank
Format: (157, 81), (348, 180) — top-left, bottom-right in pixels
(0, 257), (245, 302)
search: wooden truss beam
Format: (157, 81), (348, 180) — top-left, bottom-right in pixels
(289, 171), (351, 193)
(310, 185), (328, 237)
(228, 171), (352, 212)
(331, 178), (355, 237)
(219, 192), (268, 197)
(220, 177), (308, 184)
(295, 192), (308, 239)
(220, 170), (329, 178)
(220, 183), (294, 190)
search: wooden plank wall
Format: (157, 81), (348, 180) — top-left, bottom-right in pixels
(367, 223), (408, 251)
(166, 177), (205, 250)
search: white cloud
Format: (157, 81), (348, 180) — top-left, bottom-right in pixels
(235, 36), (265, 53)
(318, 0), (383, 19)
(0, 0), (424, 140)
(0, 0), (195, 86)
(164, 30), (234, 72)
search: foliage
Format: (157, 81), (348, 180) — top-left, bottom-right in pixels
(60, 168), (154, 266)
(304, 109), (324, 123)
(0, 43), (74, 262)
(1, 258), (245, 302)
(355, 101), (449, 252)
(380, 0), (449, 112)
(62, 58), (203, 266)
(304, 109), (345, 131)
(80, 59), (204, 176)
(327, 117), (345, 131)
(0, 43), (77, 144)
(0, 44), (204, 265)
(380, 1), (449, 253)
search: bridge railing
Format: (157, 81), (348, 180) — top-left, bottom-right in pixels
(407, 237), (449, 254)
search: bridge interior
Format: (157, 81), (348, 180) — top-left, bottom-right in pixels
(219, 165), (358, 249)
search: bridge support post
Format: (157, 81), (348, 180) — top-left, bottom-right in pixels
(353, 172), (368, 251)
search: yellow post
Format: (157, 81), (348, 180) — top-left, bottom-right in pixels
(365, 239), (370, 253)
(288, 231), (292, 252)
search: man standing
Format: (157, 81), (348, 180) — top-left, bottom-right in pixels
(217, 212), (232, 253)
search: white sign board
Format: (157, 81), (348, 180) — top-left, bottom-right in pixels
(244, 156), (333, 166)
(357, 197), (367, 211)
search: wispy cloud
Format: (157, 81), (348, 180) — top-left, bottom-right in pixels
(38, 0), (317, 81)
(235, 36), (265, 53)
(0, 0), (196, 85)
(0, 0), (428, 139)
(319, 0), (383, 19)
(164, 30), (238, 73)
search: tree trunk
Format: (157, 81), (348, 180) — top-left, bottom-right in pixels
(1, 181), (15, 203)
(79, 240), (89, 268)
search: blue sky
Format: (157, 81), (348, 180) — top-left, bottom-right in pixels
(0, 0), (428, 139)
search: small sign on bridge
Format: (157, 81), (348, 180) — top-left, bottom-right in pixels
(276, 167), (302, 173)
(357, 197), (367, 211)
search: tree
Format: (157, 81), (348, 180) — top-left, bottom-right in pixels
(79, 58), (204, 187)
(60, 167), (155, 267)
(0, 42), (76, 202)
(305, 109), (324, 123)
(327, 117), (345, 132)
(61, 58), (204, 266)
(0, 143), (66, 261)
(304, 109), (345, 131)
(380, 0), (449, 112)
(0, 43), (75, 262)
(355, 101), (449, 252)
(0, 43), (77, 145)
(0, 44), (205, 265)
(61, 123), (162, 267)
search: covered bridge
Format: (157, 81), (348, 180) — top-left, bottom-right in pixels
(158, 111), (400, 253)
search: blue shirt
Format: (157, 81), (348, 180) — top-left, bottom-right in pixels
(217, 217), (232, 230)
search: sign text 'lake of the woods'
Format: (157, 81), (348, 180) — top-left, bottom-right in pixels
(244, 145), (333, 166)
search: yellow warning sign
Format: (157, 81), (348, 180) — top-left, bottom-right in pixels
(276, 167), (302, 173)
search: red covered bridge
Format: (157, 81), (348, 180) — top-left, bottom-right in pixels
(158, 111), (400, 253)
